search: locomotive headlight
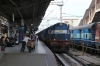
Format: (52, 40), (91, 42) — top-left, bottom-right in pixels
(54, 39), (55, 41)
(66, 39), (68, 40)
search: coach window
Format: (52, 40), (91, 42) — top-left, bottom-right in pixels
(88, 29), (91, 32)
(88, 29), (91, 39)
(71, 31), (73, 39)
(86, 34), (87, 38)
(83, 34), (85, 38)
(72, 30), (73, 33)
(79, 30), (81, 38)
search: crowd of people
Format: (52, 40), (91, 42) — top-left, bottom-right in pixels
(0, 36), (17, 51)
(21, 34), (38, 53)
(0, 34), (38, 53)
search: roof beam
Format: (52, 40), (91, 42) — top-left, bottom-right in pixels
(3, 0), (51, 14)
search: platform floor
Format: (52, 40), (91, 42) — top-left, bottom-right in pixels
(0, 40), (57, 66)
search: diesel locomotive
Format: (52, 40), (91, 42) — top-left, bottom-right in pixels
(37, 23), (70, 52)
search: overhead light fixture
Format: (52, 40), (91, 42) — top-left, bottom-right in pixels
(31, 24), (33, 26)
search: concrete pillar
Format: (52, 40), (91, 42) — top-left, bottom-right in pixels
(91, 8), (93, 19)
(90, 8), (92, 21)
(83, 19), (85, 25)
(7, 23), (10, 37)
(84, 19), (85, 24)
(95, 0), (97, 11)
(21, 19), (24, 26)
(0, 20), (1, 38)
(89, 9), (91, 21)
(12, 27), (16, 37)
(93, 7), (95, 17)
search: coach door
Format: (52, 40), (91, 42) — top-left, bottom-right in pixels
(79, 29), (82, 39)
(95, 24), (100, 42)
(99, 24), (100, 42)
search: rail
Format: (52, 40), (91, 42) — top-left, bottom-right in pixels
(67, 52), (89, 66)
(55, 53), (90, 66)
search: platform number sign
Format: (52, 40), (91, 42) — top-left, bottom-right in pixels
(59, 29), (63, 33)
(55, 29), (63, 34)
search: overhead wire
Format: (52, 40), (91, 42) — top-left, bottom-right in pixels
(53, 0), (69, 18)
(43, 0), (64, 20)
(63, 13), (83, 18)
(54, 10), (60, 19)
(43, 6), (58, 19)
(52, 0), (69, 19)
(55, 0), (82, 18)
(63, 0), (83, 17)
(63, 0), (69, 6)
(43, 0), (82, 20)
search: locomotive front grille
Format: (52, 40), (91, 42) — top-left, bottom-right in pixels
(56, 34), (66, 40)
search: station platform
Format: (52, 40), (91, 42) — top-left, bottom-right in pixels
(0, 40), (58, 66)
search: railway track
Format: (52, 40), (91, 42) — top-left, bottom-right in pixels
(55, 53), (83, 66)
(55, 52), (100, 66)
(69, 49), (100, 66)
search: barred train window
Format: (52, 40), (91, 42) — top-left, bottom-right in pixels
(88, 29), (90, 32)
(86, 34), (87, 38)
(83, 34), (85, 37)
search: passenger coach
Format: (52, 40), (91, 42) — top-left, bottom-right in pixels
(70, 22), (100, 53)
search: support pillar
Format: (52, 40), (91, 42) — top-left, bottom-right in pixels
(89, 9), (90, 21)
(95, 0), (97, 11)
(21, 19), (24, 26)
(19, 19), (24, 43)
(7, 23), (10, 37)
(0, 20), (1, 38)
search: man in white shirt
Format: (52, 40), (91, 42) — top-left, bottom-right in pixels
(21, 35), (30, 52)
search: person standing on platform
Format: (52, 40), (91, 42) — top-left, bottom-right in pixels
(0, 36), (6, 51)
(21, 34), (30, 52)
(30, 34), (33, 40)
(35, 35), (38, 41)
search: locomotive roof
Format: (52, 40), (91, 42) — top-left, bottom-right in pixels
(36, 22), (67, 34)
(69, 23), (95, 30)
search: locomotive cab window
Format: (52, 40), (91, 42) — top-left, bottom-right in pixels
(67, 30), (69, 34)
(48, 29), (52, 34)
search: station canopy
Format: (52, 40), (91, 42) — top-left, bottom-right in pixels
(0, 0), (52, 28)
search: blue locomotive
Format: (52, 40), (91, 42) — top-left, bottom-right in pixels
(70, 22), (100, 53)
(37, 23), (70, 52)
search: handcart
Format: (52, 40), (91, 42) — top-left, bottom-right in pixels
(27, 40), (35, 53)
